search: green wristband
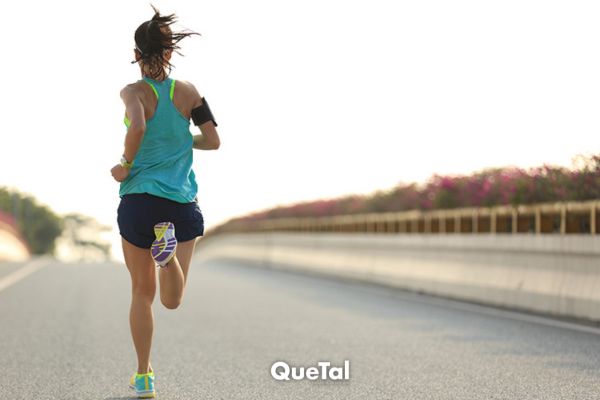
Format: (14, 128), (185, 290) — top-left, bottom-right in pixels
(120, 155), (133, 169)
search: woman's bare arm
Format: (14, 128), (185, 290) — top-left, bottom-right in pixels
(121, 85), (147, 162)
(192, 119), (220, 150)
(187, 84), (220, 150)
(110, 85), (147, 183)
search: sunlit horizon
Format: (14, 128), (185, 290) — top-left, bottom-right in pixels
(2, 0), (600, 260)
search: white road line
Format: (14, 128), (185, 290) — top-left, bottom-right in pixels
(410, 293), (600, 336)
(359, 283), (600, 336)
(0, 257), (51, 293)
(312, 267), (600, 336)
(237, 261), (600, 337)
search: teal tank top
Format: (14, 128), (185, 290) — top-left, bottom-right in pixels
(119, 77), (198, 203)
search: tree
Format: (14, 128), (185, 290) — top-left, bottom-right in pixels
(55, 213), (111, 262)
(0, 188), (62, 254)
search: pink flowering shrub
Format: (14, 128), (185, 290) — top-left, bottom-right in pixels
(232, 154), (600, 223)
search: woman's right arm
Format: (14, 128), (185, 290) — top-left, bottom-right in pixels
(188, 84), (220, 150)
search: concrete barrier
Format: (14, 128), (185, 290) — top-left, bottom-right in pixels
(196, 232), (600, 322)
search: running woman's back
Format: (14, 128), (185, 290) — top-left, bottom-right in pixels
(120, 77), (198, 203)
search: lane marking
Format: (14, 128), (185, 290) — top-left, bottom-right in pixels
(0, 257), (51, 293)
(412, 294), (600, 336)
(216, 260), (600, 337)
(354, 282), (600, 336)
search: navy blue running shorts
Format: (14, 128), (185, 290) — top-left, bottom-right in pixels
(117, 193), (205, 249)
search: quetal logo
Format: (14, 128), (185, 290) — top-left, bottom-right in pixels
(271, 360), (350, 381)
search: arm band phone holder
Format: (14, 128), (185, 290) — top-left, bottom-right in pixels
(191, 97), (218, 127)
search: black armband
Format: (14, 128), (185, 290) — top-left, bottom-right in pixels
(191, 97), (218, 127)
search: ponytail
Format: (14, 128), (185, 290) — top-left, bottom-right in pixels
(132, 5), (198, 79)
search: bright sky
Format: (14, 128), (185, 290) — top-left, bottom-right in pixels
(2, 0), (600, 259)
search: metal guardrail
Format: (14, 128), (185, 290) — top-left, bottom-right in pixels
(212, 200), (600, 235)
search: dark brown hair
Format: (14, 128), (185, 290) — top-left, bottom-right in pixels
(132, 5), (198, 80)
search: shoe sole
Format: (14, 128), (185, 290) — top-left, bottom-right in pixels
(151, 222), (177, 267)
(129, 385), (156, 398)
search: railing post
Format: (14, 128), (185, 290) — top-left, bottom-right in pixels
(219, 200), (600, 237)
(424, 215), (431, 234)
(591, 203), (596, 235)
(400, 219), (407, 233)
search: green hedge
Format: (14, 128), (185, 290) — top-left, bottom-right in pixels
(0, 188), (63, 255)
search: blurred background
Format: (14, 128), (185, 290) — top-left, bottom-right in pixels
(1, 0), (599, 258)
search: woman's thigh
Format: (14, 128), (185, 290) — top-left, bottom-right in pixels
(122, 237), (156, 297)
(176, 239), (197, 284)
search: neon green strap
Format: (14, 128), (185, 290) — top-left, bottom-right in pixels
(170, 79), (176, 101)
(124, 115), (131, 128)
(145, 81), (159, 99)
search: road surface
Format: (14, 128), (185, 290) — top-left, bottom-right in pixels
(1, 257), (599, 399)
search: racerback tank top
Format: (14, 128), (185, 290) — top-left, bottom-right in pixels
(119, 77), (198, 203)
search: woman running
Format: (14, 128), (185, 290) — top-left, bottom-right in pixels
(110, 6), (220, 398)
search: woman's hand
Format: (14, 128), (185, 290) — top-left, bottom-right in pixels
(111, 164), (131, 182)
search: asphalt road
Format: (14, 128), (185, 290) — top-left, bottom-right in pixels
(1, 257), (600, 399)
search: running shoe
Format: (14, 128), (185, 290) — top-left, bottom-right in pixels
(151, 222), (177, 267)
(129, 371), (155, 398)
(129, 367), (153, 389)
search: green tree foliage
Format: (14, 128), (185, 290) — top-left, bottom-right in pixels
(0, 188), (63, 255)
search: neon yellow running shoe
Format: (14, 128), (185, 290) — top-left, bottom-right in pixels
(129, 371), (155, 398)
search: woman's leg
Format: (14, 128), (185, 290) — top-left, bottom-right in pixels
(158, 238), (198, 309)
(122, 238), (156, 374)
